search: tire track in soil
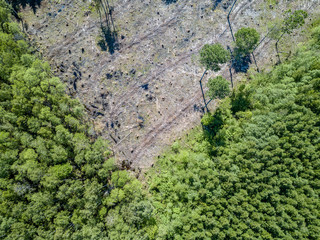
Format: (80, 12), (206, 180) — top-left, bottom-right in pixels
(110, 0), (252, 113)
(26, 0), (309, 169)
(125, 0), (313, 168)
(41, 0), (257, 169)
(130, 35), (274, 168)
(90, 0), (191, 83)
(116, 1), (256, 168)
(45, 0), (188, 65)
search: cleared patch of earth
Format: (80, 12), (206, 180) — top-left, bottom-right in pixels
(20, 0), (318, 170)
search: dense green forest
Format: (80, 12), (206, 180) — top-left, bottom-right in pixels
(0, 2), (145, 239)
(0, 1), (320, 239)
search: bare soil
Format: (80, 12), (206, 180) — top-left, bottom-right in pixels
(20, 0), (318, 170)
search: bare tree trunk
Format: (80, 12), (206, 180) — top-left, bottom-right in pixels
(275, 39), (280, 64)
(251, 53), (259, 72)
(227, 46), (234, 88)
(227, 0), (238, 42)
(229, 66), (234, 88)
(276, 33), (285, 64)
(253, 24), (278, 51)
(199, 70), (208, 112)
(205, 98), (214, 110)
(100, 0), (111, 26)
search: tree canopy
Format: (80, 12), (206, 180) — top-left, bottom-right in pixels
(1, 1), (320, 239)
(199, 43), (230, 71)
(234, 27), (260, 56)
(146, 21), (320, 238)
(282, 9), (308, 35)
(206, 76), (230, 100)
(0, 2), (151, 239)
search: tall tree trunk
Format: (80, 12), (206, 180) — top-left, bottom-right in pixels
(227, 0), (238, 42)
(276, 32), (285, 64)
(229, 66), (234, 88)
(199, 70), (208, 112)
(251, 52), (259, 72)
(227, 46), (234, 88)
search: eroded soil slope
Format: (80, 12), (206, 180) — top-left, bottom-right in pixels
(20, 0), (318, 170)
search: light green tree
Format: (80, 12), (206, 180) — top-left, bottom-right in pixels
(199, 43), (230, 72)
(207, 76), (231, 100)
(234, 27), (260, 56)
(275, 9), (308, 63)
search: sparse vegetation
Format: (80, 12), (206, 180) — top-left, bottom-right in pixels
(275, 9), (308, 63)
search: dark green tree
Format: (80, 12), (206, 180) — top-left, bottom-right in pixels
(146, 18), (320, 239)
(0, 1), (153, 238)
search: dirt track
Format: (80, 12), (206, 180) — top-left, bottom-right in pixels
(21, 0), (318, 169)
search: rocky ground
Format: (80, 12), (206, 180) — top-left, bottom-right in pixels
(19, 0), (319, 171)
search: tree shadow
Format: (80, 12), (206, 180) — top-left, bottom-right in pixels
(98, 26), (119, 54)
(8, 0), (43, 14)
(202, 109), (226, 156)
(163, 0), (177, 5)
(212, 0), (223, 11)
(232, 52), (252, 73)
(97, 0), (119, 54)
(230, 84), (251, 114)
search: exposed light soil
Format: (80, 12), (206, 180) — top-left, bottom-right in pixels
(20, 0), (318, 170)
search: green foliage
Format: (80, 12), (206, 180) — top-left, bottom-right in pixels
(201, 113), (214, 126)
(0, 2), (151, 239)
(206, 76), (231, 100)
(1, 1), (320, 239)
(311, 25), (320, 46)
(199, 43), (230, 71)
(273, 9), (308, 63)
(282, 9), (308, 35)
(230, 83), (252, 114)
(143, 20), (320, 239)
(235, 27), (260, 56)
